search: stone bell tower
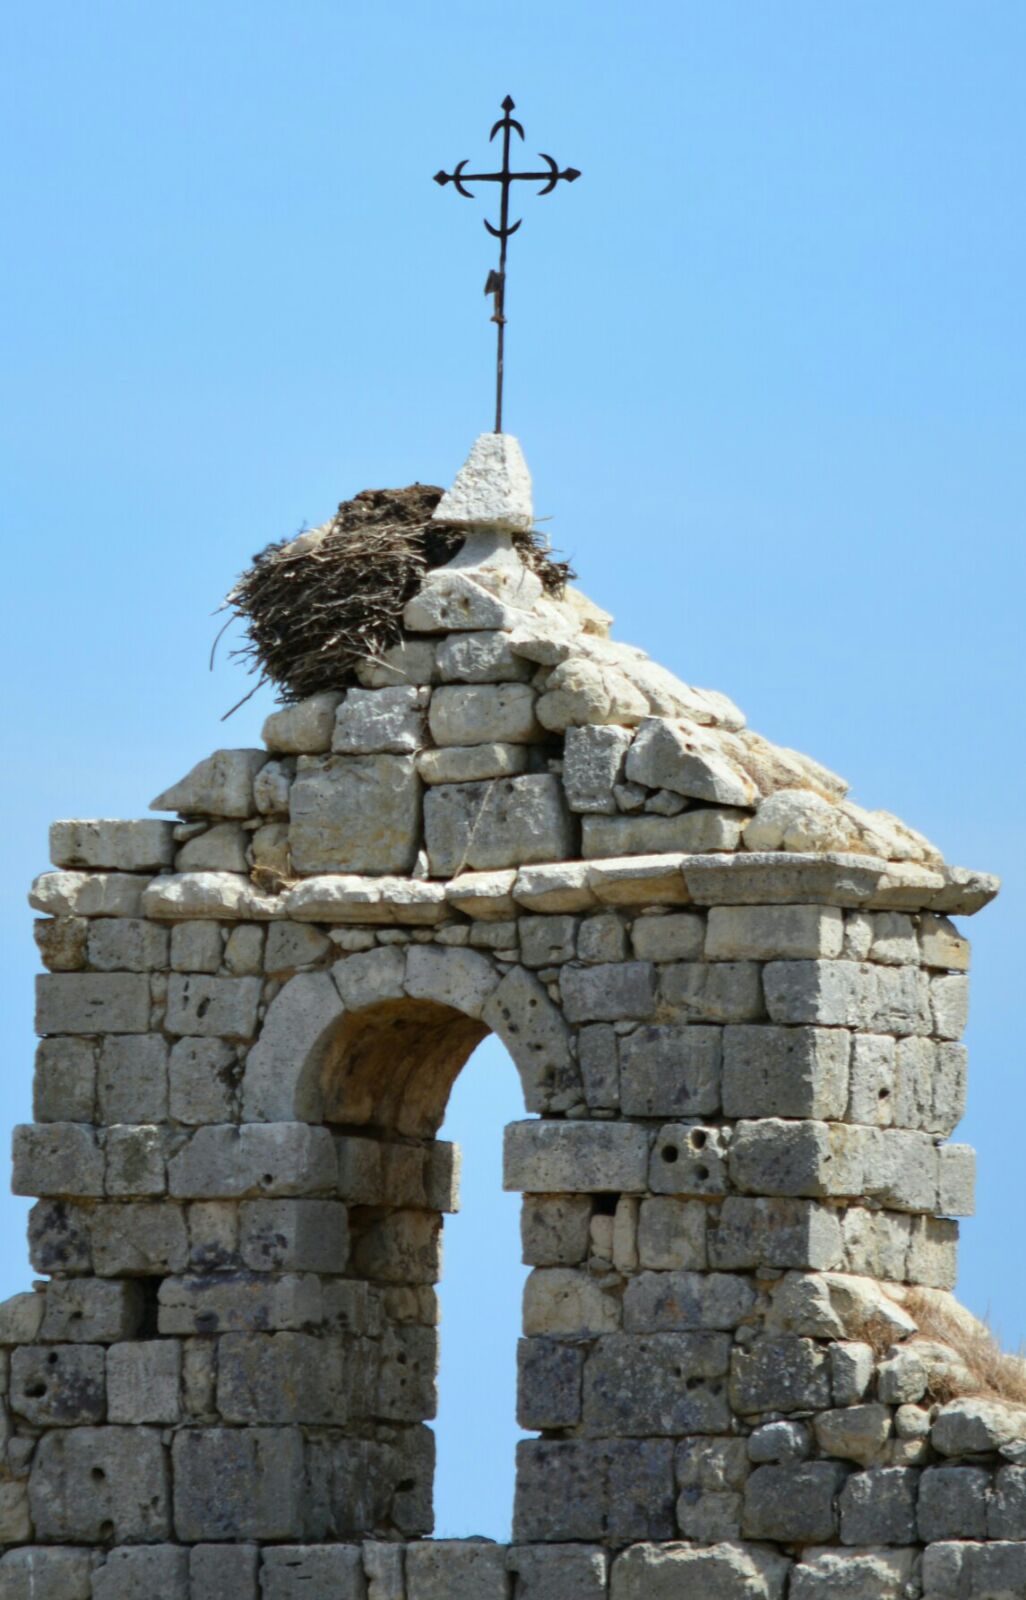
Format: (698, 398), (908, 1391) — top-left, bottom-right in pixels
(3, 434), (1020, 1600)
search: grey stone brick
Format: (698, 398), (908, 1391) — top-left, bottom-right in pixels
(722, 1024), (849, 1119)
(519, 915), (579, 967)
(522, 1268), (620, 1336)
(728, 1117), (836, 1196)
(170, 920), (223, 972)
(577, 912), (628, 964)
(107, 1340), (181, 1423)
(742, 1461), (846, 1542)
(746, 1420), (811, 1464)
(504, 1120), (649, 1194)
(514, 1438), (675, 1541)
(240, 1198), (349, 1272)
(424, 775), (572, 876)
(918, 1464), (990, 1540)
(261, 1546), (367, 1599)
(91, 1201), (189, 1275)
(289, 753), (421, 875)
(620, 1024), (722, 1117)
(86, 917), (169, 972)
(92, 1547), (188, 1600)
(577, 1024), (620, 1110)
(507, 1545), (607, 1600)
(157, 1271), (321, 1334)
(0, 1548), (96, 1600)
(33, 1037), (96, 1122)
(105, 1124), (167, 1196)
(848, 1033), (896, 1126)
(623, 1270), (755, 1332)
(12, 1122), (103, 1197)
(520, 1196), (592, 1266)
(0, 1290), (44, 1344)
(636, 1197), (707, 1269)
(482, 965), (580, 1113)
(729, 1335), (832, 1413)
(838, 1466), (919, 1545)
(706, 904), (843, 960)
(988, 1464), (1026, 1538)
(165, 973), (261, 1039)
(560, 961), (656, 1023)
(517, 1337), (584, 1429)
(609, 1541), (790, 1600)
(28, 1426), (170, 1542)
(709, 1197), (843, 1271)
(631, 912), (705, 962)
(189, 1545), (259, 1600)
(98, 1034), (168, 1123)
(658, 960), (763, 1022)
(168, 1122), (336, 1198)
(172, 1426), (305, 1540)
(50, 818), (174, 871)
(932, 974), (969, 1039)
(265, 920), (332, 972)
(35, 972), (151, 1035)
(350, 1210), (442, 1284)
(169, 1036), (239, 1123)
(10, 1343), (105, 1427)
(34, 914), (88, 971)
(41, 1278), (143, 1342)
(583, 1331), (731, 1435)
(406, 1541), (508, 1600)
(29, 1198), (93, 1274)
(562, 725), (633, 814)
(789, 1548), (916, 1600)
(648, 1123), (729, 1196)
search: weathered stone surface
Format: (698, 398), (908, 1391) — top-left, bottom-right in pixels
(659, 960), (763, 1021)
(429, 682), (539, 746)
(41, 1278), (142, 1342)
(631, 912), (704, 960)
(507, 1544), (607, 1600)
(98, 1033), (169, 1123)
(648, 1122), (730, 1196)
(483, 965), (578, 1111)
(31, 870), (150, 919)
(434, 431), (533, 529)
(563, 725), (633, 813)
(169, 1036), (238, 1123)
(261, 1545), (366, 1599)
(263, 692), (342, 754)
(405, 943), (497, 1017)
(418, 742), (529, 783)
(0, 1548), (96, 1600)
(583, 808), (746, 858)
(536, 656), (648, 733)
(583, 1331), (731, 1435)
(290, 754), (421, 876)
(35, 972), (151, 1036)
(91, 1201), (189, 1276)
(814, 1404), (893, 1467)
(172, 1427), (305, 1539)
(106, 1340), (181, 1424)
(561, 960), (656, 1022)
(514, 1438), (675, 1541)
(50, 818), (175, 872)
(838, 1466), (919, 1545)
(93, 1547), (188, 1599)
(188, 1544), (259, 1600)
(722, 1024), (849, 1119)
(623, 1270), (755, 1332)
(175, 822), (249, 873)
(166, 974), (261, 1039)
(437, 630), (533, 683)
(610, 1541), (790, 1600)
(85, 916), (169, 971)
(332, 686), (426, 755)
(918, 1465), (990, 1540)
(169, 1122), (336, 1198)
(523, 1270), (621, 1337)
(143, 871), (282, 922)
(158, 1271), (321, 1334)
(29, 1426), (170, 1541)
(406, 1540), (508, 1600)
(626, 719), (757, 806)
(32, 1037), (94, 1126)
(10, 1343), (105, 1426)
(34, 913), (88, 971)
(514, 861), (596, 912)
(505, 1120), (649, 1193)
(424, 775), (573, 876)
(636, 1197), (707, 1269)
(587, 854), (691, 906)
(707, 904), (843, 960)
(619, 1023), (722, 1116)
(445, 869), (518, 919)
(12, 1122), (103, 1198)
(242, 969), (344, 1122)
(742, 1461), (845, 1542)
(151, 749), (267, 818)
(518, 1336), (585, 1428)
(730, 1335), (832, 1413)
(789, 1547), (916, 1599)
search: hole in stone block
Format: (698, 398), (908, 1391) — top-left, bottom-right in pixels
(661, 1144), (680, 1163)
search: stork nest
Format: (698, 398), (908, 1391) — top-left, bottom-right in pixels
(220, 483), (574, 707)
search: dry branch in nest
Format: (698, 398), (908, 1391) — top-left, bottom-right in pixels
(219, 484), (574, 708)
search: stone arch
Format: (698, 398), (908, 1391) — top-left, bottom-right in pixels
(242, 943), (582, 1131)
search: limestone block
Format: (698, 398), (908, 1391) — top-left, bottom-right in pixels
(404, 570), (524, 632)
(424, 775), (573, 876)
(406, 1541), (508, 1600)
(10, 1343), (105, 1426)
(514, 1438), (675, 1541)
(28, 1198), (93, 1274)
(631, 912), (704, 961)
(708, 905), (843, 962)
(918, 1465), (990, 1540)
(175, 822), (249, 874)
(923, 1541), (1026, 1598)
(726, 1117), (832, 1196)
(106, 1340), (181, 1424)
(260, 1545), (367, 1599)
(240, 1199), (349, 1272)
(170, 921), (223, 971)
(637, 1197), (707, 1269)
(362, 1543), (405, 1600)
(254, 757), (294, 815)
(217, 1331), (354, 1425)
(169, 1037), (238, 1123)
(150, 749), (267, 817)
(50, 818), (175, 872)
(536, 656), (648, 733)
(762, 959), (880, 1028)
(513, 861), (596, 912)
(586, 854), (692, 907)
(722, 1024), (849, 1119)
(583, 1330), (731, 1435)
(158, 1272), (321, 1334)
(0, 1485), (33, 1546)
(583, 808), (745, 857)
(932, 973), (970, 1039)
(0, 1289), (44, 1344)
(625, 718), (757, 806)
(350, 1210), (441, 1284)
(418, 741), (530, 783)
(84, 916), (168, 972)
(867, 910), (919, 966)
(560, 960), (655, 1022)
(506, 1545), (607, 1600)
(41, 1279), (143, 1342)
(838, 1466), (918, 1544)
(919, 912), (970, 971)
(742, 1461), (845, 1542)
(937, 1142), (976, 1215)
(357, 639), (439, 688)
(519, 914), (578, 966)
(30, 870), (149, 919)
(767, 1271), (915, 1343)
(729, 1335), (832, 1413)
(437, 630), (533, 682)
(623, 1270), (755, 1332)
(988, 1466), (1026, 1539)
(619, 1023), (722, 1117)
(563, 725), (633, 813)
(168, 1122), (336, 1198)
(12, 1123), (103, 1197)
(577, 1024), (619, 1109)
(187, 1200), (239, 1271)
(28, 1425), (170, 1541)
(932, 1397), (1026, 1457)
(814, 1404), (893, 1467)
(429, 683), (539, 747)
(35, 972), (150, 1035)
(609, 1542), (789, 1600)
(91, 1202), (189, 1275)
(96, 1034), (168, 1123)
(172, 1427), (305, 1540)
(504, 1120), (649, 1193)
(649, 1122), (729, 1196)
(105, 1124), (167, 1196)
(520, 1196), (593, 1266)
(848, 1033), (896, 1126)
(484, 966), (579, 1111)
(263, 693), (343, 754)
(264, 920), (331, 971)
(405, 943), (497, 1016)
(33, 1037), (96, 1122)
(0, 1549), (96, 1600)
(92, 1547), (189, 1600)
(290, 754), (421, 876)
(658, 960), (763, 1022)
(522, 1268), (620, 1336)
(577, 911), (628, 964)
(445, 869), (518, 919)
(165, 974), (261, 1038)
(789, 1548), (916, 1600)
(143, 871), (282, 921)
(746, 1421), (811, 1464)
(34, 913), (88, 971)
(188, 1546), (260, 1600)
(744, 789), (855, 853)
(517, 1337), (585, 1428)
(332, 686), (426, 755)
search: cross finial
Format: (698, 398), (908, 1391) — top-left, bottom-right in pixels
(434, 97), (581, 434)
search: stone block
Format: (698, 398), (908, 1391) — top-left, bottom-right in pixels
(29, 1198), (93, 1274)
(918, 1465), (990, 1540)
(107, 1340), (181, 1423)
(92, 1547), (188, 1600)
(33, 1037), (96, 1123)
(357, 638), (439, 687)
(514, 860), (596, 912)
(187, 1199), (239, 1270)
(50, 818), (175, 871)
(177, 822), (250, 873)
(418, 741), (530, 783)
(404, 942), (496, 1015)
(988, 1465), (1026, 1538)
(523, 1269), (620, 1336)
(923, 1541), (1026, 1598)
(41, 1278), (143, 1342)
(624, 718), (756, 805)
(363, 1544), (406, 1600)
(932, 1397), (1026, 1457)
(172, 1427), (305, 1539)
(263, 692), (343, 753)
(742, 1461), (845, 1542)
(189, 1545), (259, 1600)
(648, 1122), (729, 1196)
(10, 1343), (105, 1426)
(848, 1033), (896, 1126)
(517, 1337), (584, 1428)
(707, 904), (843, 961)
(36, 972), (151, 1035)
(224, 923), (266, 974)
(170, 919), (224, 972)
(169, 1036), (239, 1123)
(729, 1335), (832, 1413)
(264, 920), (332, 971)
(658, 960), (763, 1022)
(406, 1541), (509, 1600)
(28, 1426), (170, 1541)
(562, 725), (633, 813)
(158, 1271), (321, 1334)
(290, 754), (421, 876)
(830, 1341), (875, 1406)
(728, 1117), (834, 1196)
(240, 1198), (349, 1272)
(151, 748), (267, 817)
(0, 1290), (44, 1344)
(165, 974), (261, 1039)
(438, 629), (533, 683)
(609, 1541), (790, 1600)
(582, 1331), (731, 1435)
(507, 1544), (607, 1600)
(560, 961), (656, 1023)
(746, 1421), (810, 1464)
(838, 1466), (918, 1545)
(429, 683), (539, 746)
(937, 1142), (976, 1216)
(520, 1195), (593, 1266)
(0, 1548), (96, 1600)
(34, 914), (88, 970)
(105, 1124), (167, 1196)
(630, 913), (704, 962)
(619, 1023), (721, 1117)
(12, 1122), (103, 1197)
(86, 917), (170, 971)
(514, 1438), (675, 1541)
(168, 1122), (336, 1198)
(334, 685), (426, 755)
(255, 758), (294, 814)
(637, 1197), (707, 1269)
(789, 1548), (916, 1600)
(722, 1024), (849, 1119)
(814, 1404), (893, 1467)
(31, 870), (149, 919)
(919, 913), (970, 971)
(577, 1024), (620, 1109)
(97, 1034), (168, 1123)
(519, 914), (578, 966)
(260, 1545), (367, 1599)
(932, 974), (970, 1039)
(404, 570), (519, 632)
(504, 1120), (649, 1193)
(91, 1201), (189, 1275)
(582, 809), (746, 857)
(623, 1270), (755, 1332)
(424, 775), (573, 876)
(0, 1483), (32, 1546)
(349, 1209), (441, 1284)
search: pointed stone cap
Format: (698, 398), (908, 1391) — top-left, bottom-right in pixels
(431, 433), (533, 532)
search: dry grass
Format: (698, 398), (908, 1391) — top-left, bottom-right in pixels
(903, 1288), (1026, 1407)
(220, 483), (574, 708)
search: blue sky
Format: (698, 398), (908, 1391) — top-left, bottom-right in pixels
(1, 0), (1023, 1540)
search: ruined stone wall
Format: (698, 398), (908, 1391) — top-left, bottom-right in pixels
(1, 440), (1018, 1598)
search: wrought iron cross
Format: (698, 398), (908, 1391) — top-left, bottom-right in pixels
(434, 96), (580, 434)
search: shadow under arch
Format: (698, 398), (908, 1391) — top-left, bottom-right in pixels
(321, 998), (487, 1138)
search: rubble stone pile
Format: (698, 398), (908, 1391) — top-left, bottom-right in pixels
(3, 435), (1015, 1598)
